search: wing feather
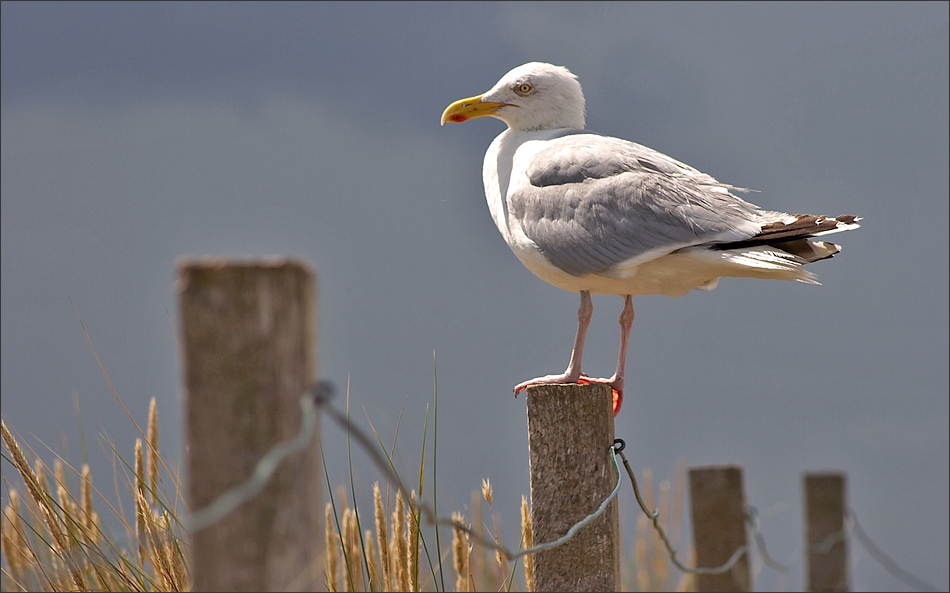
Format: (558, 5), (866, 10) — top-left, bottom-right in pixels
(509, 133), (763, 276)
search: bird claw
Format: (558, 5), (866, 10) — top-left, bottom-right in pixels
(576, 377), (623, 416)
(513, 373), (624, 416)
(513, 371), (583, 397)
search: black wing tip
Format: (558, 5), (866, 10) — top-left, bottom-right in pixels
(713, 213), (861, 251)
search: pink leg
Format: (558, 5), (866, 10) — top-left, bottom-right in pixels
(609, 295), (634, 393)
(577, 295), (634, 415)
(514, 290), (593, 395)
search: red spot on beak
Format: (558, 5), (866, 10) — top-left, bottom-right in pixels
(448, 114), (468, 123)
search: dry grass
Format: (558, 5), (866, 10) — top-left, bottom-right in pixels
(3, 400), (690, 592)
(520, 495), (535, 592)
(1, 400), (189, 592)
(322, 479), (523, 592)
(450, 511), (470, 592)
(626, 458), (696, 592)
(1, 300), (701, 591)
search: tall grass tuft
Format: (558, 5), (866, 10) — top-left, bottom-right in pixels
(626, 457), (696, 592)
(4, 397), (690, 592)
(451, 511), (470, 592)
(2, 309), (695, 591)
(2, 398), (190, 592)
(325, 502), (341, 591)
(520, 495), (535, 592)
(372, 482), (390, 591)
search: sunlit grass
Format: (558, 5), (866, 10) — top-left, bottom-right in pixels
(2, 399), (692, 592)
(1, 401), (188, 592)
(1, 332), (691, 592)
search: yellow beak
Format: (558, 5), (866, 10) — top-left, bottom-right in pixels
(440, 94), (509, 125)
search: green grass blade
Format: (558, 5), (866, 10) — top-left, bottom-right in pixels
(432, 350), (445, 593)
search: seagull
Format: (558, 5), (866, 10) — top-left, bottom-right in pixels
(441, 62), (859, 416)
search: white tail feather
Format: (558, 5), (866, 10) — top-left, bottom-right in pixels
(719, 247), (819, 284)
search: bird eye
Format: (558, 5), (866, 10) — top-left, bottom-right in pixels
(515, 83), (533, 95)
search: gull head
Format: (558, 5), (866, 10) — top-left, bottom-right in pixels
(441, 62), (586, 131)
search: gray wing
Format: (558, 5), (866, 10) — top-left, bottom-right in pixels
(509, 133), (764, 277)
